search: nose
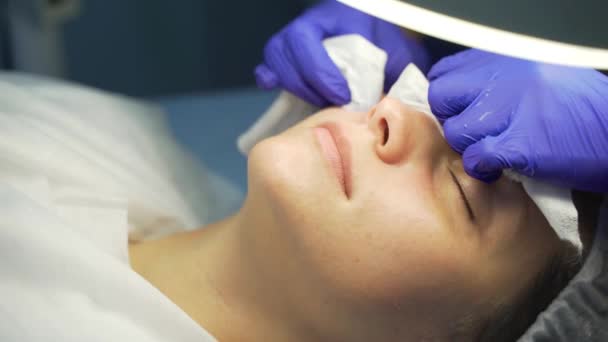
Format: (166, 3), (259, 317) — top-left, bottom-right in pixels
(368, 97), (443, 164)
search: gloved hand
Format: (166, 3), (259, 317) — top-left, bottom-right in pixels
(255, 0), (429, 107)
(428, 49), (608, 192)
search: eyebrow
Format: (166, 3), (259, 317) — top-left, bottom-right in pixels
(449, 169), (476, 222)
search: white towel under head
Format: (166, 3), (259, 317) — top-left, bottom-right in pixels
(237, 34), (581, 252)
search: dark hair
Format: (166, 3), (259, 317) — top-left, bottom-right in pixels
(474, 191), (602, 342)
(475, 241), (582, 342)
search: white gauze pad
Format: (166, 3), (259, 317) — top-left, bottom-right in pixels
(237, 34), (387, 154)
(504, 170), (580, 251)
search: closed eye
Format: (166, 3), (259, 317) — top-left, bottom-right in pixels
(449, 169), (476, 222)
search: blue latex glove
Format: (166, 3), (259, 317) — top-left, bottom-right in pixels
(428, 49), (608, 192)
(255, 0), (429, 107)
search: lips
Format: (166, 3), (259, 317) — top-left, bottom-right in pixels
(313, 122), (352, 198)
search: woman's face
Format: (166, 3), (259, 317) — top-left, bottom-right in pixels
(244, 98), (562, 339)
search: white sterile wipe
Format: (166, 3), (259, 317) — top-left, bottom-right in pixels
(504, 170), (581, 251)
(387, 64), (441, 129)
(237, 34), (581, 252)
(237, 34), (387, 154)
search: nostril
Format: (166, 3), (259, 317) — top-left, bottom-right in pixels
(380, 118), (389, 146)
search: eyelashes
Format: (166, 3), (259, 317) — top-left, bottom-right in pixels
(449, 168), (476, 222)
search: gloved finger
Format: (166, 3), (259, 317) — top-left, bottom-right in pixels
(442, 99), (510, 153)
(373, 21), (415, 91)
(428, 71), (483, 122)
(428, 49), (482, 81)
(286, 22), (351, 106)
(255, 64), (279, 90)
(282, 70), (330, 107)
(263, 32), (328, 107)
(461, 133), (529, 183)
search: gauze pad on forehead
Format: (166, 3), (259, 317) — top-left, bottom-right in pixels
(237, 34), (581, 252)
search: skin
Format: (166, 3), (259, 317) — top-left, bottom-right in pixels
(129, 98), (562, 341)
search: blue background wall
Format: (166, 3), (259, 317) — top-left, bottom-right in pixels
(61, 0), (311, 97)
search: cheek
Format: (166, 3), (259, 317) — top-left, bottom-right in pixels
(345, 201), (483, 325)
(289, 179), (468, 305)
(247, 133), (349, 268)
(347, 193), (452, 291)
(247, 124), (482, 318)
(248, 132), (333, 209)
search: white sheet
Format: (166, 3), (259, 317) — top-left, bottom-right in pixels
(0, 72), (237, 341)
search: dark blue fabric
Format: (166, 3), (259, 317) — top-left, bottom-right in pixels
(520, 199), (608, 341)
(0, 0), (10, 69)
(62, 1), (308, 97)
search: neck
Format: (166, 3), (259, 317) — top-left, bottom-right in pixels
(129, 209), (306, 341)
(129, 203), (459, 342)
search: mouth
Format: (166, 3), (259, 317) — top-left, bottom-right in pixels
(313, 122), (352, 198)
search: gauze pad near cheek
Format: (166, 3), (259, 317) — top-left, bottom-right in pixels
(505, 170), (581, 251)
(387, 65), (582, 253)
(237, 34), (387, 154)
